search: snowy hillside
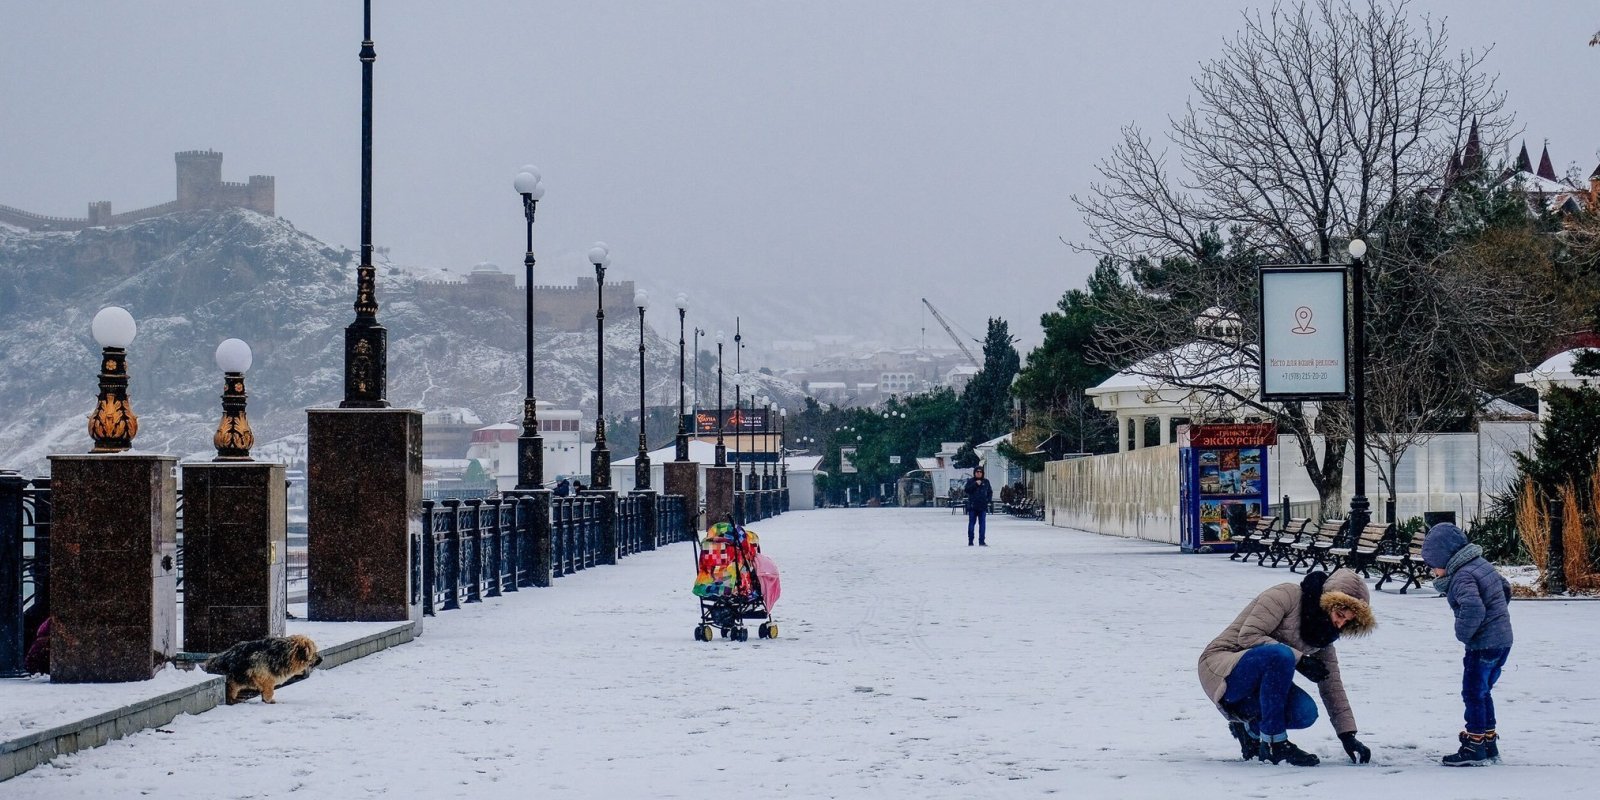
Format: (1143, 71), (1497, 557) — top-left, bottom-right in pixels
(0, 209), (802, 473)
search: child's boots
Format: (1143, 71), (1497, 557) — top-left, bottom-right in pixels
(1442, 731), (1494, 767)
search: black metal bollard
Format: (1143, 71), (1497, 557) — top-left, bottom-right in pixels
(1547, 496), (1567, 595)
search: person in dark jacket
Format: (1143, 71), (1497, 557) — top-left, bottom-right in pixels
(1421, 523), (1513, 766)
(963, 467), (993, 546)
(554, 478), (571, 497)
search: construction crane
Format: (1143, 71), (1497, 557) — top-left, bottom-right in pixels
(921, 298), (980, 368)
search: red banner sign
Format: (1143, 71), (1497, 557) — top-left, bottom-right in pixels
(1186, 423), (1277, 448)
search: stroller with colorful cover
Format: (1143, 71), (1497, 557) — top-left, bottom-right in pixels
(692, 522), (781, 642)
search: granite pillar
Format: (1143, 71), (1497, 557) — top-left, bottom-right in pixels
(705, 466), (734, 527)
(663, 461), (701, 536)
(635, 490), (658, 551)
(306, 409), (422, 627)
(47, 454), (177, 682)
(180, 462), (287, 654)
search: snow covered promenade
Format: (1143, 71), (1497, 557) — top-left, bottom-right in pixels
(8, 509), (1599, 798)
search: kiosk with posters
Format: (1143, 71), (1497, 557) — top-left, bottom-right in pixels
(1179, 423), (1276, 553)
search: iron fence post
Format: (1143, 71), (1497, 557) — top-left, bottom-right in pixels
(1, 471), (28, 676)
(442, 498), (462, 611)
(485, 497), (504, 598)
(421, 499), (436, 617)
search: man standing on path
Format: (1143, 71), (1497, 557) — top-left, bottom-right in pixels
(964, 467), (993, 546)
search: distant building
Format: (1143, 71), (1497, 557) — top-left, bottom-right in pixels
(0, 150), (274, 232)
(879, 372), (920, 396)
(422, 407), (485, 460)
(945, 365), (979, 393)
(463, 403), (587, 491)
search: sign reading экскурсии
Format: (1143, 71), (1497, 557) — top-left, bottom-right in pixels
(1258, 266), (1348, 401)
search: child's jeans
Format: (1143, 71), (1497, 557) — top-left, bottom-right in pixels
(1463, 646), (1511, 735)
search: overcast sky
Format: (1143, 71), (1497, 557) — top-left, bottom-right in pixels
(4, 1), (1598, 351)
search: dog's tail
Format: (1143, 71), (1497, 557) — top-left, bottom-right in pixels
(200, 652), (226, 675)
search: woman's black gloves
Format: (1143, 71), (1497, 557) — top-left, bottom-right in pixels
(1339, 731), (1372, 763)
(1295, 655), (1330, 682)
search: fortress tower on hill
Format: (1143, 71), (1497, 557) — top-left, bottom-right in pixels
(0, 150), (274, 232)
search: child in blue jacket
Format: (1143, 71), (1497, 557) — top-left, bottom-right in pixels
(1421, 523), (1513, 766)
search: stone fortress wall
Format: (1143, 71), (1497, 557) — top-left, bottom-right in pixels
(416, 269), (638, 331)
(0, 150), (273, 232)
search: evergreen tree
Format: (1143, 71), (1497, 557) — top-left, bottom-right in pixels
(1013, 257), (1126, 453)
(957, 318), (1020, 444)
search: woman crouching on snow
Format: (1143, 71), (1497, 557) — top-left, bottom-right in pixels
(1197, 568), (1376, 766)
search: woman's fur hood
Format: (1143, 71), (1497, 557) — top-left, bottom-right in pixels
(1319, 568), (1376, 637)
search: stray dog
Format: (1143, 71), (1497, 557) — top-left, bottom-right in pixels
(202, 634), (323, 704)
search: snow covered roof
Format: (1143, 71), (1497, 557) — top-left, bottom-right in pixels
(976, 433), (1012, 449)
(916, 457), (940, 470)
(1087, 341), (1255, 395)
(784, 455), (823, 472)
(423, 407), (484, 426)
(1514, 348), (1600, 390)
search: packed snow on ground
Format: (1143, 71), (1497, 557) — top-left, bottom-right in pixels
(6, 510), (1598, 798)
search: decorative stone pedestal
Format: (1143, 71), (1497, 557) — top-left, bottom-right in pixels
(180, 461), (287, 654)
(307, 409), (422, 627)
(705, 466), (734, 527)
(663, 461), (701, 535)
(47, 454), (177, 682)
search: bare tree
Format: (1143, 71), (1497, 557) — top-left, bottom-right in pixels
(1074, 0), (1516, 516)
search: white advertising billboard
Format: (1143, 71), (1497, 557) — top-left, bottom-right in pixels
(1259, 266), (1348, 400)
(839, 446), (858, 474)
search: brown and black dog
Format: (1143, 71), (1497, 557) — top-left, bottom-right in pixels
(202, 634), (323, 704)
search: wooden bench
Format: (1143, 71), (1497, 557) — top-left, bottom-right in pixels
(1374, 528), (1430, 593)
(1260, 518), (1312, 567)
(1288, 519), (1344, 573)
(1326, 522), (1390, 576)
(1230, 515), (1279, 561)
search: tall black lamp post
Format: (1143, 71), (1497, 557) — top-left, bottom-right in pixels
(588, 242), (612, 490)
(759, 396), (772, 489)
(675, 293), (690, 462)
(779, 407), (788, 488)
(693, 326), (705, 414)
(733, 371), (744, 488)
(634, 289), (651, 490)
(714, 331), (726, 466)
(342, 0), (387, 408)
(1346, 237), (1370, 534)
(513, 166), (546, 490)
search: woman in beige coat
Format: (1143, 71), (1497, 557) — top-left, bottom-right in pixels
(1198, 568), (1376, 766)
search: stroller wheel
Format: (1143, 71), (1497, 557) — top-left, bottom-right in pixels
(757, 624), (769, 639)
(719, 627), (729, 639)
(697, 625), (714, 642)
(734, 627), (749, 642)
(693, 626), (704, 641)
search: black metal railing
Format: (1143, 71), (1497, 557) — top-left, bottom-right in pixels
(2, 475), (50, 675)
(657, 494), (690, 546)
(733, 488), (786, 526)
(7, 469), (698, 644)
